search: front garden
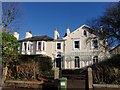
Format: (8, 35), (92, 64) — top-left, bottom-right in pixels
(6, 55), (54, 81)
(92, 55), (120, 84)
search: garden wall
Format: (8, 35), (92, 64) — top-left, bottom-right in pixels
(93, 84), (120, 90)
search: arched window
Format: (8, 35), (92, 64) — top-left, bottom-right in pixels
(83, 30), (87, 37)
(93, 56), (98, 64)
(75, 56), (80, 68)
(57, 54), (61, 57)
(57, 52), (61, 58)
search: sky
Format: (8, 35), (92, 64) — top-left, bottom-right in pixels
(16, 2), (113, 39)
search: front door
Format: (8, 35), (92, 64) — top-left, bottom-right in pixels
(56, 58), (61, 69)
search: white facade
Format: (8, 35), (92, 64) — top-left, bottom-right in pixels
(63, 25), (103, 69)
(17, 25), (109, 69)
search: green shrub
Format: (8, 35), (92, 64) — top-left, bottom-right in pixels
(92, 55), (120, 84)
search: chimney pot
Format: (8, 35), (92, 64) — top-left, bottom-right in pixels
(66, 27), (70, 36)
(25, 31), (32, 38)
(13, 32), (19, 40)
(54, 28), (60, 39)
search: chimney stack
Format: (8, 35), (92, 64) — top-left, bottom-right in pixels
(66, 27), (70, 36)
(13, 32), (19, 40)
(25, 31), (32, 38)
(54, 28), (60, 39)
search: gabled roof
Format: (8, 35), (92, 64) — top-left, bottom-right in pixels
(19, 35), (54, 42)
(80, 24), (94, 34)
(80, 24), (92, 29)
(63, 24), (93, 39)
(69, 24), (86, 35)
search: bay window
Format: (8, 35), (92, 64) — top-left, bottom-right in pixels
(37, 41), (45, 51)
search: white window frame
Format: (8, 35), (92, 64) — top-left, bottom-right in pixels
(18, 44), (20, 53)
(37, 41), (42, 51)
(28, 43), (30, 51)
(42, 41), (46, 51)
(36, 41), (46, 51)
(91, 38), (98, 49)
(73, 40), (80, 50)
(75, 56), (80, 68)
(30, 42), (33, 52)
(22, 42), (27, 51)
(92, 56), (98, 64)
(56, 42), (61, 50)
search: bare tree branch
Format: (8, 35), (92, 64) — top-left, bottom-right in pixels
(87, 2), (120, 49)
(2, 2), (21, 32)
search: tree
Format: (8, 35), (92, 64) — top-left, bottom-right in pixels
(87, 2), (120, 48)
(2, 2), (21, 32)
(1, 32), (19, 81)
(1, 2), (21, 65)
(2, 32), (19, 66)
(1, 2), (21, 80)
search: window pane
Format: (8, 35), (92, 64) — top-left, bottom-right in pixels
(56, 58), (61, 69)
(24, 43), (27, 51)
(84, 30), (87, 36)
(92, 39), (98, 48)
(43, 42), (45, 50)
(93, 56), (98, 64)
(74, 41), (79, 49)
(30, 44), (33, 52)
(38, 42), (41, 51)
(28, 44), (30, 51)
(75, 56), (80, 67)
(93, 59), (95, 64)
(57, 43), (61, 49)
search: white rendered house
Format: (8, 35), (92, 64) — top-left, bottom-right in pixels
(15, 25), (110, 69)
